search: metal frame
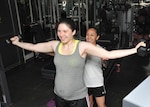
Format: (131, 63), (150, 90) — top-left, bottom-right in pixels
(13, 0), (90, 63)
(0, 53), (12, 107)
(29, 0), (34, 23)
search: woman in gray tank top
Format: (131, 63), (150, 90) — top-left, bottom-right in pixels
(10, 18), (146, 107)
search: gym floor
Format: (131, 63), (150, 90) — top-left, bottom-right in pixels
(3, 53), (150, 107)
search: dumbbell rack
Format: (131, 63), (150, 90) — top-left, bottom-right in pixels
(0, 53), (12, 107)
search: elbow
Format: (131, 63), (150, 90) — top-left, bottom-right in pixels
(28, 47), (38, 52)
(30, 45), (39, 52)
(32, 49), (39, 53)
(102, 57), (109, 60)
(102, 52), (111, 60)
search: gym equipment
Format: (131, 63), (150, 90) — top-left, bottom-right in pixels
(5, 34), (22, 44)
(123, 76), (150, 107)
(103, 59), (122, 84)
(0, 53), (12, 107)
(41, 56), (56, 80)
(41, 62), (56, 80)
(137, 39), (150, 56)
(137, 45), (150, 56)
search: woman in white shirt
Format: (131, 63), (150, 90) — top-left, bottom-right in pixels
(84, 28), (106, 107)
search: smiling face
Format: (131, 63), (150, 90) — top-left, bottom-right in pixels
(57, 23), (76, 44)
(86, 28), (100, 45)
(56, 18), (76, 44)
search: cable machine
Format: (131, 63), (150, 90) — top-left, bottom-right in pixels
(14, 0), (90, 62)
(14, 0), (59, 62)
(57, 0), (89, 38)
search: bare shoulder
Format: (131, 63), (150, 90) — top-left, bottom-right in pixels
(78, 41), (92, 58)
(47, 40), (60, 45)
(79, 41), (90, 47)
(46, 40), (60, 50)
(79, 41), (106, 54)
(79, 41), (94, 49)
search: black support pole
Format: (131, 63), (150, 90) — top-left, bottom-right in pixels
(0, 53), (12, 107)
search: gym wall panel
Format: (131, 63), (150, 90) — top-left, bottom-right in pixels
(0, 0), (22, 71)
(0, 0), (19, 37)
(0, 36), (22, 71)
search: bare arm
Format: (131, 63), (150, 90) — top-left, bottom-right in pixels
(10, 36), (59, 53)
(80, 41), (146, 60)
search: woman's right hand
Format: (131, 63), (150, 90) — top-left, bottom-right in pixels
(10, 36), (20, 45)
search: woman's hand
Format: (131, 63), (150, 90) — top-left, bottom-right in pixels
(10, 36), (20, 45)
(135, 41), (146, 50)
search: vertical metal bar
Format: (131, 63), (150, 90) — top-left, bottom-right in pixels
(93, 0), (96, 25)
(29, 0), (34, 23)
(14, 0), (22, 34)
(130, 6), (135, 45)
(56, 0), (59, 21)
(41, 0), (46, 26)
(14, 0), (27, 63)
(8, 0), (22, 65)
(7, 0), (15, 34)
(78, 0), (81, 37)
(49, 0), (53, 23)
(52, 0), (57, 39)
(0, 53), (12, 107)
(37, 0), (43, 26)
(86, 0), (89, 29)
(52, 0), (56, 24)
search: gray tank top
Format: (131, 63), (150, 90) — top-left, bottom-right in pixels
(54, 40), (87, 100)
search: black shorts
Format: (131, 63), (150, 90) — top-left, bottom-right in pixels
(54, 94), (88, 107)
(88, 86), (106, 97)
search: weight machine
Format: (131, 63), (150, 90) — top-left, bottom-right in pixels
(14, 0), (150, 62)
(14, 0), (90, 62)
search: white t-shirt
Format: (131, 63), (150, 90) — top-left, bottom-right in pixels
(84, 45), (104, 87)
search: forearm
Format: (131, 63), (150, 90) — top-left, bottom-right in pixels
(14, 41), (36, 52)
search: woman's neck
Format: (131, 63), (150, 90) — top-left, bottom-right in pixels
(60, 39), (76, 55)
(62, 39), (75, 47)
(92, 42), (97, 46)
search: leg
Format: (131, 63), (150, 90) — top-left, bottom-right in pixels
(88, 88), (94, 107)
(95, 96), (106, 107)
(89, 95), (94, 107)
(91, 86), (106, 107)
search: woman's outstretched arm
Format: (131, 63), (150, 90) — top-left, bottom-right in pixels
(10, 36), (59, 53)
(80, 41), (146, 60)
